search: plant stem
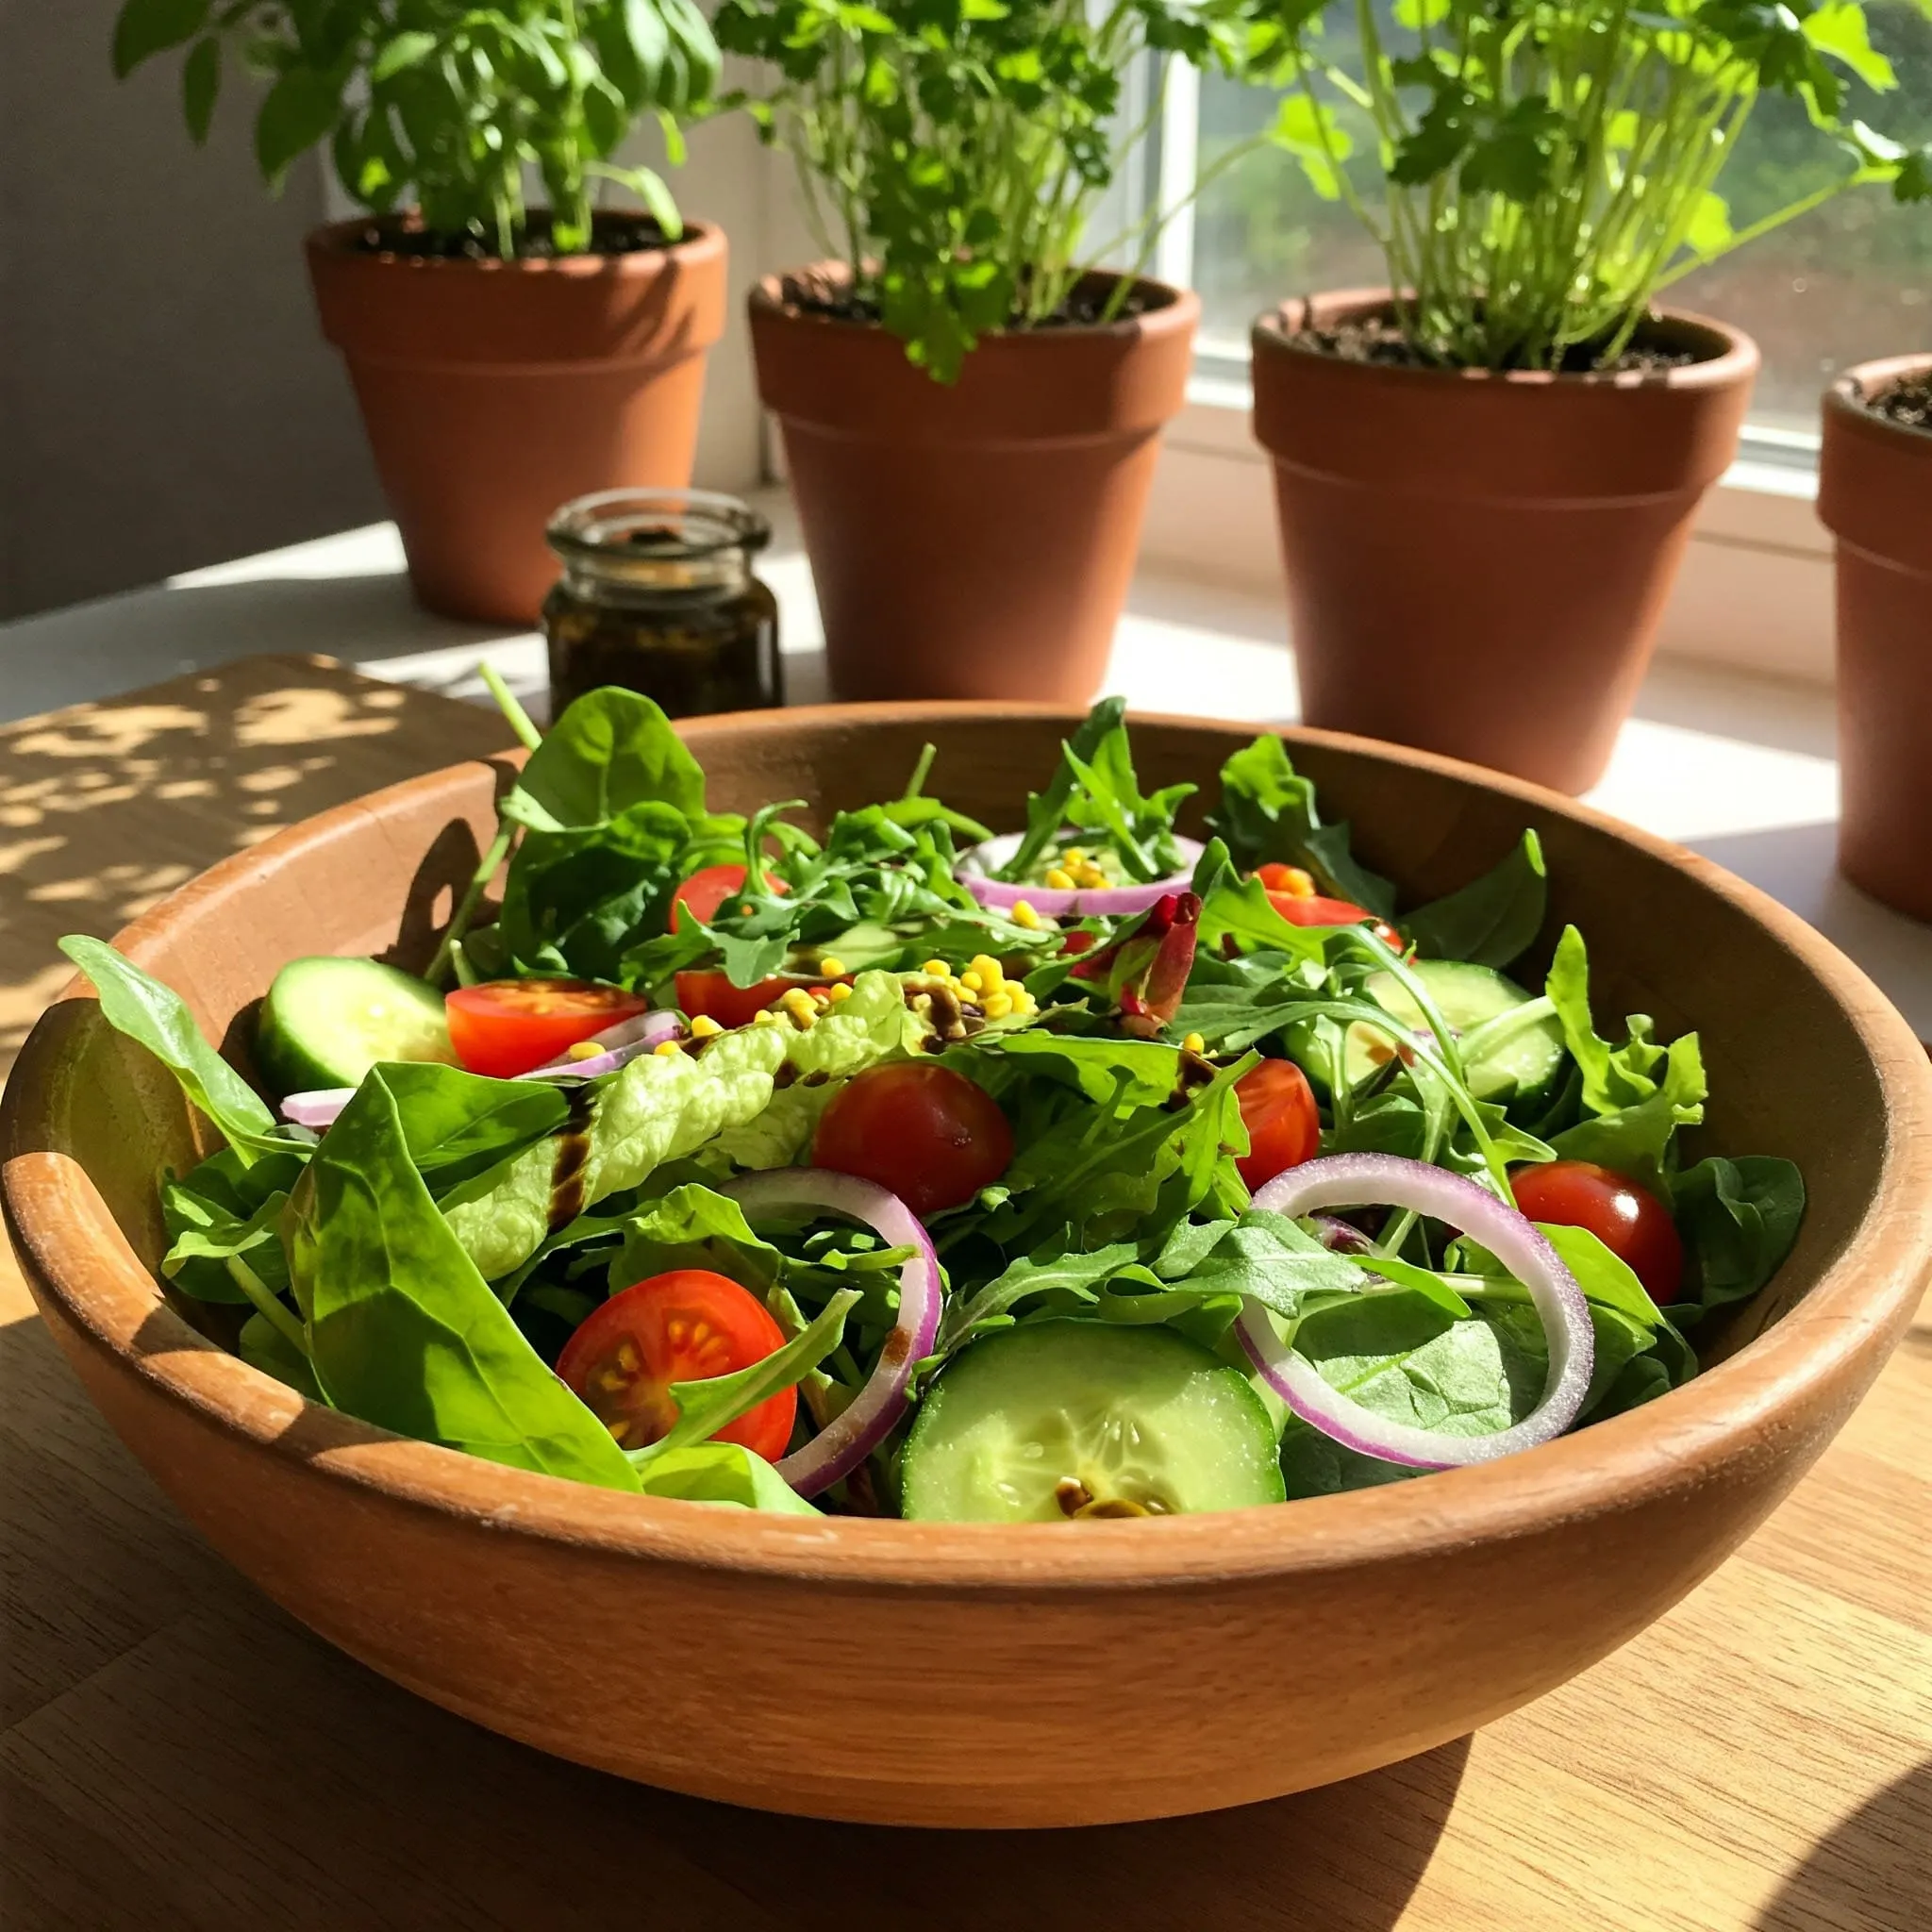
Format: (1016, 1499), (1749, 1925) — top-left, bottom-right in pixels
(425, 823), (514, 989)
(481, 662), (543, 752)
(227, 1257), (311, 1360)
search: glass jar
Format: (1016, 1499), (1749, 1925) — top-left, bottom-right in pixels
(542, 489), (783, 719)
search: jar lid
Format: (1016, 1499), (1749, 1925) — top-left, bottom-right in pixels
(545, 489), (772, 569)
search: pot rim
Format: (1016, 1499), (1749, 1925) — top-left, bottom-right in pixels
(1824, 351), (1932, 444)
(7, 701), (1930, 1595)
(305, 213), (725, 275)
(750, 260), (1201, 346)
(1252, 288), (1759, 393)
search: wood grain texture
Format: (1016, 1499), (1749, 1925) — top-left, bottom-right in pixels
(2, 664), (1928, 1925)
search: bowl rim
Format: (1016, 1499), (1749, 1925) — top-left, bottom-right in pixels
(8, 700), (1931, 1592)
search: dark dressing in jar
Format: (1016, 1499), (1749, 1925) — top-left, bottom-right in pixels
(542, 489), (783, 719)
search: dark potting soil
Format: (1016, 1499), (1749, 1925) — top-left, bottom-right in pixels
(347, 211), (675, 260)
(1865, 373), (1932, 432)
(778, 270), (1159, 330)
(1286, 311), (1699, 377)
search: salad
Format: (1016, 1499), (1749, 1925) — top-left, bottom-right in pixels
(62, 688), (1807, 1521)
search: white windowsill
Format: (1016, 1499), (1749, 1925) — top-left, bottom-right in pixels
(1, 488), (1924, 1040)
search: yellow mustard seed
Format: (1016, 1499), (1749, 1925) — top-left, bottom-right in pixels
(688, 1014), (724, 1039)
(817, 956), (847, 978)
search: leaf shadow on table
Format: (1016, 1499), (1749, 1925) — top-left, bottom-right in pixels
(1752, 1754), (1932, 1932)
(0, 1313), (1468, 1932)
(0, 658), (516, 1077)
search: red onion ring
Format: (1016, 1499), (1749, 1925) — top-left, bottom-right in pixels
(722, 1169), (941, 1499)
(280, 1087), (355, 1129)
(518, 1008), (682, 1081)
(1238, 1153), (1593, 1469)
(958, 831), (1203, 918)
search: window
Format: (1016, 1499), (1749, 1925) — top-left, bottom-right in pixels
(1178, 3), (1932, 439)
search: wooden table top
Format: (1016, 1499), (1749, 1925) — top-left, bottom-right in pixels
(2, 658), (1926, 1932)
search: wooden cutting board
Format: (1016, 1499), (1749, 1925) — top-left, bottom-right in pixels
(1, 658), (1924, 1931)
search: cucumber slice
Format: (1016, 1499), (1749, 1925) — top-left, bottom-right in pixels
(1342, 958), (1561, 1108)
(901, 1321), (1285, 1523)
(256, 957), (456, 1096)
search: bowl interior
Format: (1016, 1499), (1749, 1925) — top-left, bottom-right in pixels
(20, 708), (1895, 1380)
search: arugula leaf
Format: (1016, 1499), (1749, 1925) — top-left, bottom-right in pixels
(1544, 924), (1669, 1112)
(995, 696), (1127, 881)
(1204, 736), (1397, 918)
(938, 1241), (1151, 1351)
(974, 1030), (1183, 1111)
(287, 1071), (640, 1491)
(1191, 841), (1332, 968)
(632, 1287), (858, 1462)
(1549, 1032), (1706, 1187)
(502, 686), (707, 833)
(1401, 831), (1547, 968)
(1670, 1155), (1806, 1319)
(628, 1442), (820, 1514)
(60, 936), (281, 1156)
(1057, 729), (1196, 882)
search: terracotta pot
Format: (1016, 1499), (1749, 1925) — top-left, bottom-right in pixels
(307, 218), (727, 625)
(1818, 354), (1932, 924)
(7, 705), (1932, 1826)
(750, 270), (1197, 702)
(1251, 291), (1759, 793)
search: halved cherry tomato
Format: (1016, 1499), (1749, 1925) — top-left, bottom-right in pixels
(812, 1062), (1013, 1218)
(445, 978), (649, 1079)
(1234, 1058), (1321, 1191)
(675, 969), (847, 1031)
(1511, 1159), (1685, 1306)
(671, 863), (787, 927)
(1256, 862), (1317, 897)
(557, 1269), (794, 1458)
(1262, 890), (1403, 952)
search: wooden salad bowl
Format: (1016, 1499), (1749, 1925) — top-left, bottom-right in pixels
(6, 705), (1930, 1828)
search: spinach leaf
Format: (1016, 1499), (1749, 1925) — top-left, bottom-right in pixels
(630, 1443), (820, 1514)
(1549, 1032), (1706, 1188)
(158, 1144), (308, 1301)
(379, 1061), (570, 1194)
(632, 1287), (858, 1464)
(995, 696), (1127, 881)
(287, 1071), (640, 1491)
(1205, 735), (1397, 918)
(1401, 830), (1547, 969)
(1670, 1155), (1807, 1320)
(502, 687), (708, 833)
(239, 1309), (324, 1402)
(60, 936), (281, 1156)
(1164, 1209), (1363, 1321)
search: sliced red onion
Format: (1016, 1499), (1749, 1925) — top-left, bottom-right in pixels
(723, 1168), (941, 1500)
(1239, 1153), (1593, 1469)
(517, 1008), (681, 1081)
(281, 1087), (355, 1129)
(1308, 1212), (1375, 1257)
(959, 831), (1204, 918)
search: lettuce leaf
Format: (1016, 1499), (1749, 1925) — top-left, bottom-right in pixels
(629, 1443), (820, 1514)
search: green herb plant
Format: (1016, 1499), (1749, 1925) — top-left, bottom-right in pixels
(110, 0), (721, 255)
(713, 0), (1272, 379)
(1253, 0), (1932, 368)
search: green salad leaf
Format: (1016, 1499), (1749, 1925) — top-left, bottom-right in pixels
(1401, 830), (1548, 969)
(159, 1144), (307, 1301)
(287, 1071), (640, 1491)
(1204, 736), (1398, 919)
(629, 1442), (821, 1514)
(995, 696), (1128, 882)
(59, 936), (282, 1156)
(1670, 1155), (1807, 1321)
(608, 1182), (782, 1291)
(502, 686), (708, 833)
